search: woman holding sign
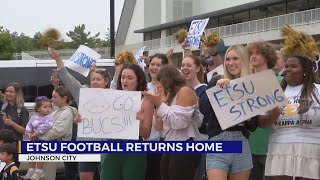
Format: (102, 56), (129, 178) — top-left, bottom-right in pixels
(100, 63), (153, 180)
(265, 26), (320, 180)
(205, 45), (255, 180)
(48, 47), (111, 180)
(142, 64), (204, 180)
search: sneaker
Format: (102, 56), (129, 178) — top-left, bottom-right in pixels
(22, 170), (35, 179)
(30, 171), (44, 180)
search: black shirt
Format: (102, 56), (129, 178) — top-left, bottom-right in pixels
(0, 101), (29, 141)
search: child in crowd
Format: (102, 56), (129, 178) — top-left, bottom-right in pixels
(0, 130), (18, 168)
(22, 96), (54, 180)
(0, 143), (20, 180)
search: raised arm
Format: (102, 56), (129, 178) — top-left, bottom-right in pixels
(48, 48), (82, 105)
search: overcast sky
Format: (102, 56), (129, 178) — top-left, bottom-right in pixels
(0, 0), (125, 40)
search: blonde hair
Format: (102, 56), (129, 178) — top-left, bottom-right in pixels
(114, 50), (137, 65)
(6, 82), (24, 109)
(224, 45), (251, 80)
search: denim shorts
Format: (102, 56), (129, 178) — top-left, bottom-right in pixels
(206, 131), (252, 173)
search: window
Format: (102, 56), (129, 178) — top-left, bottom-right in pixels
(219, 14), (233, 26)
(309, 0), (320, 9)
(144, 32), (151, 41)
(287, 0), (308, 13)
(267, 3), (286, 17)
(250, 8), (267, 20)
(151, 30), (161, 39)
(170, 26), (181, 36)
(234, 11), (249, 24)
(207, 18), (218, 28)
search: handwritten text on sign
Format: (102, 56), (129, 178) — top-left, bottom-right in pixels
(78, 89), (141, 140)
(65, 45), (101, 77)
(187, 18), (209, 48)
(206, 70), (287, 130)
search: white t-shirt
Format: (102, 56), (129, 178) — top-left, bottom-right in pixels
(269, 83), (320, 144)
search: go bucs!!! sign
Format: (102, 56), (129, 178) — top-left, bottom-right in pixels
(187, 18), (209, 48)
(78, 88), (141, 140)
(206, 70), (287, 130)
(65, 45), (101, 77)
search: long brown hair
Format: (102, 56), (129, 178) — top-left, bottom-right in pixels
(184, 55), (204, 83)
(117, 64), (147, 91)
(157, 65), (186, 104)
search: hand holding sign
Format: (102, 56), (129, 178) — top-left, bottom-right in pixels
(65, 45), (101, 77)
(206, 70), (287, 130)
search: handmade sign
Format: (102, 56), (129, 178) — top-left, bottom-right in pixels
(135, 46), (146, 71)
(78, 88), (141, 140)
(187, 18), (209, 48)
(65, 45), (101, 77)
(206, 70), (287, 130)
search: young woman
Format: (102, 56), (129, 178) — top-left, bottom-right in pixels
(48, 47), (110, 180)
(205, 45), (253, 180)
(145, 53), (169, 180)
(0, 82), (29, 141)
(100, 63), (153, 180)
(143, 64), (204, 180)
(265, 55), (320, 180)
(35, 87), (76, 180)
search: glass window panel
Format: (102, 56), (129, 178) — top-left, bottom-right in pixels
(287, 0), (308, 13)
(267, 3), (286, 17)
(250, 8), (267, 20)
(234, 11), (249, 24)
(219, 14), (233, 26)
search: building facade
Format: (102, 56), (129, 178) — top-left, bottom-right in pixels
(116, 0), (320, 58)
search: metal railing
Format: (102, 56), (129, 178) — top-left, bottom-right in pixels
(21, 8), (320, 60)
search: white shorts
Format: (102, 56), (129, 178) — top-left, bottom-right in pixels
(265, 142), (320, 179)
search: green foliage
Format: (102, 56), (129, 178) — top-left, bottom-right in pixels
(0, 25), (114, 59)
(0, 27), (15, 60)
(11, 32), (34, 53)
(66, 24), (100, 48)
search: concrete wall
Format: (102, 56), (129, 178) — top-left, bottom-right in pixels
(124, 0), (144, 45)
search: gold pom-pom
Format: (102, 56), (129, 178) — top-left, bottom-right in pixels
(281, 25), (319, 61)
(115, 50), (137, 65)
(174, 29), (188, 44)
(40, 28), (63, 49)
(203, 32), (220, 48)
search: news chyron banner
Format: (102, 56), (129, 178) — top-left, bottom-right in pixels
(18, 141), (242, 162)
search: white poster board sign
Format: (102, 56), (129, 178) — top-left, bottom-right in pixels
(187, 18), (209, 48)
(65, 45), (101, 77)
(135, 46), (146, 71)
(206, 70), (287, 130)
(77, 88), (141, 140)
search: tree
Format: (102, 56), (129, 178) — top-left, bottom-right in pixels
(0, 27), (15, 59)
(32, 31), (42, 49)
(66, 24), (100, 48)
(11, 33), (34, 53)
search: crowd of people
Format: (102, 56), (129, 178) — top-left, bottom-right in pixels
(0, 25), (318, 180)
